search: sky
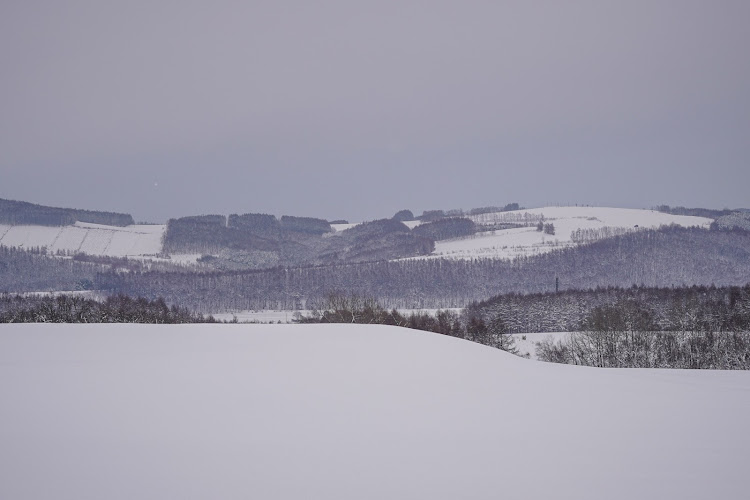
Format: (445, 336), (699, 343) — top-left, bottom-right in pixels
(1, 0), (748, 223)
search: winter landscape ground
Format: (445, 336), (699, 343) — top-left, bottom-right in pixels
(0, 205), (714, 263)
(1, 323), (748, 500)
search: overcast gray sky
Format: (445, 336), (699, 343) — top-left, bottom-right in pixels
(1, 1), (748, 222)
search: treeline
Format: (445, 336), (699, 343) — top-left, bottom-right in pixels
(390, 203), (521, 223)
(0, 245), (204, 294)
(0, 245), (100, 292)
(94, 226), (750, 313)
(570, 226), (635, 244)
(0, 294), (212, 323)
(0, 198), (134, 227)
(712, 212), (750, 232)
(654, 204), (733, 219)
(535, 291), (750, 369)
(468, 284), (750, 334)
(469, 210), (545, 228)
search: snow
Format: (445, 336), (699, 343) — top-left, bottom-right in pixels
(512, 331), (569, 360)
(1, 323), (748, 500)
(168, 253), (203, 265)
(331, 222), (360, 232)
(413, 206), (713, 261)
(0, 222), (165, 257)
(331, 220), (422, 232)
(212, 310), (311, 323)
(211, 308), (464, 323)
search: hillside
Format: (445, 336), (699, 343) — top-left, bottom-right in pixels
(0, 222), (164, 258)
(418, 206), (713, 261)
(1, 323), (748, 499)
(0, 204), (721, 267)
(99, 225), (750, 312)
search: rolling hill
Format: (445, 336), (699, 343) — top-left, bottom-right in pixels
(1, 323), (748, 499)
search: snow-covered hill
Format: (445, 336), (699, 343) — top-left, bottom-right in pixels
(0, 221), (165, 257)
(419, 206), (712, 260)
(1, 323), (747, 499)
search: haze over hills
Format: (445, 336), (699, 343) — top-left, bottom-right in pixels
(1, 196), (749, 313)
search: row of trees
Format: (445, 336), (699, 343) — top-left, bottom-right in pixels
(712, 212), (750, 232)
(536, 297), (750, 369)
(467, 284), (750, 334)
(392, 203), (522, 222)
(0, 294), (212, 323)
(654, 205), (733, 219)
(569, 226), (634, 243)
(0, 198), (134, 227)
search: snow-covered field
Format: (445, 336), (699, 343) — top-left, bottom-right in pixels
(0, 222), (165, 257)
(512, 331), (568, 360)
(212, 309), (311, 323)
(212, 307), (463, 323)
(331, 219), (422, 232)
(1, 323), (748, 500)
(418, 206), (712, 261)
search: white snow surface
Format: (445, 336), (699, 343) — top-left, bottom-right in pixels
(1, 323), (748, 500)
(418, 206), (712, 261)
(0, 222), (165, 257)
(331, 219), (422, 232)
(212, 309), (311, 323)
(512, 331), (569, 360)
(212, 308), (463, 323)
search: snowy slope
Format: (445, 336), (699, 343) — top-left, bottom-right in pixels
(417, 206), (712, 261)
(0, 222), (165, 257)
(1, 323), (748, 500)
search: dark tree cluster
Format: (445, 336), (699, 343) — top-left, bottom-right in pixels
(535, 289), (750, 369)
(0, 245), (100, 293)
(711, 212), (750, 232)
(279, 215), (332, 235)
(325, 219), (434, 262)
(0, 294), (212, 323)
(0, 198), (134, 227)
(570, 226), (635, 243)
(392, 209), (415, 222)
(163, 215), (279, 254)
(468, 283), (750, 334)
(654, 205), (733, 219)
(419, 210), (446, 222)
(228, 213), (281, 235)
(412, 218), (476, 241)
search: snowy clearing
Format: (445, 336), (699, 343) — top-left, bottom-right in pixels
(1, 323), (748, 500)
(211, 308), (463, 323)
(512, 331), (569, 360)
(0, 222), (165, 258)
(415, 206), (712, 261)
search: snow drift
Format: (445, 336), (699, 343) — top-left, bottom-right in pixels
(1, 324), (748, 499)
